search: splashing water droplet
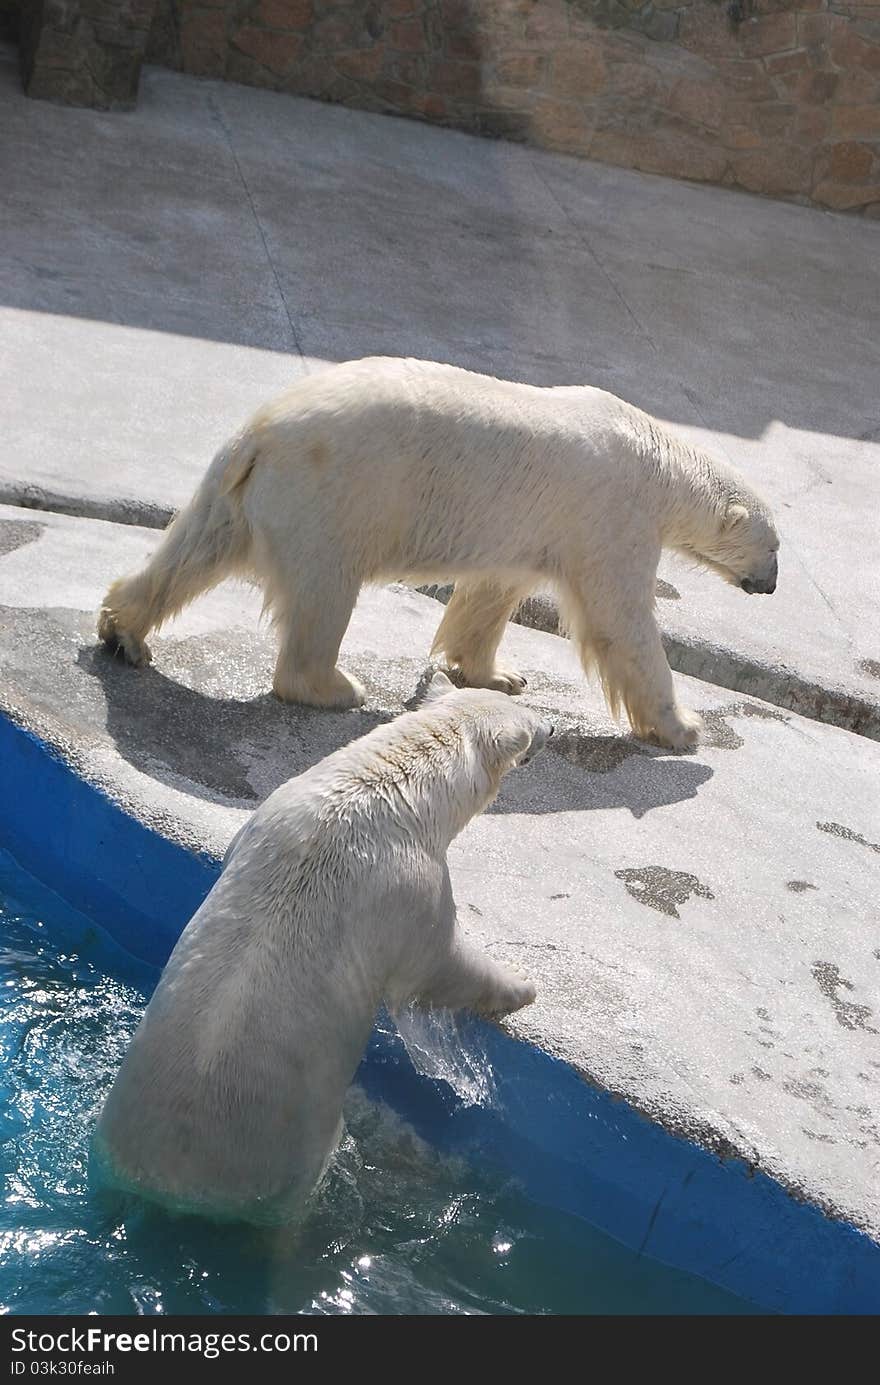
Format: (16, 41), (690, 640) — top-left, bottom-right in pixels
(392, 1007), (498, 1108)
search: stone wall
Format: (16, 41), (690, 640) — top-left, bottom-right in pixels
(17, 1), (880, 212)
(145, 0), (880, 213)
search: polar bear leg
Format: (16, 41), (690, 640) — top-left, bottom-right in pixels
(430, 578), (530, 695)
(268, 568), (365, 710)
(562, 579), (702, 752)
(413, 937), (536, 1018)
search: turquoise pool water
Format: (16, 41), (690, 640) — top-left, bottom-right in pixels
(0, 848), (757, 1316)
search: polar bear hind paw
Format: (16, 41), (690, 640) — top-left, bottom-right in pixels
(97, 609), (152, 668)
(647, 705), (702, 753)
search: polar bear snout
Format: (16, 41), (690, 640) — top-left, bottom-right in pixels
(741, 554), (777, 595)
(516, 719), (553, 766)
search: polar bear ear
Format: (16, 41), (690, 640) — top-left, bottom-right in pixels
(493, 726), (532, 765)
(421, 669), (456, 705)
(724, 503), (750, 530)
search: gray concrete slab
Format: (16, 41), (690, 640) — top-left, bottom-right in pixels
(1, 52), (878, 728)
(1, 503), (878, 1242)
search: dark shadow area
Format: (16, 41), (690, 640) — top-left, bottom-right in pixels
(0, 516), (44, 556)
(1, 50), (877, 444)
(491, 733), (713, 819)
(73, 631), (713, 819)
(2, 601), (710, 821)
(75, 640), (391, 807)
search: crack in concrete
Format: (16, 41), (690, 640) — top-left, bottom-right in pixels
(206, 90), (306, 367)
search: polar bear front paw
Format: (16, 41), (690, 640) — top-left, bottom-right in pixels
(478, 969), (537, 1018)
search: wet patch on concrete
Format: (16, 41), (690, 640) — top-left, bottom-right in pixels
(858, 658), (880, 680)
(783, 1078), (830, 1103)
(700, 701), (789, 750)
(655, 579), (680, 600)
(787, 880), (817, 893)
(811, 961), (878, 1034)
(614, 865), (715, 919)
(816, 821), (880, 854)
(0, 519), (45, 558)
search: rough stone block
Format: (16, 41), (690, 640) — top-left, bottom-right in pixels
(180, 8), (228, 78)
(778, 67), (840, 102)
(832, 102), (880, 135)
(823, 139), (875, 181)
(334, 46), (385, 81)
(549, 46), (607, 99)
(529, 93), (593, 151)
(20, 0), (159, 108)
(739, 12), (799, 57)
(429, 57), (484, 98)
(255, 0), (313, 29)
(389, 17), (427, 51)
(668, 75), (726, 130)
(731, 142), (813, 195)
(495, 51), (548, 86)
(812, 178), (880, 208)
(718, 56), (778, 101)
(231, 23), (304, 74)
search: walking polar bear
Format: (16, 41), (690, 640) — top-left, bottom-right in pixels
(98, 357), (779, 751)
(93, 674), (549, 1223)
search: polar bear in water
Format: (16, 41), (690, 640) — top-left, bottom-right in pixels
(92, 673), (550, 1224)
(98, 357), (778, 752)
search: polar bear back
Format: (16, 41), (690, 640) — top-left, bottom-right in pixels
(241, 357), (661, 579)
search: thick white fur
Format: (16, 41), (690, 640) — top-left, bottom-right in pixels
(98, 357), (779, 750)
(93, 674), (550, 1224)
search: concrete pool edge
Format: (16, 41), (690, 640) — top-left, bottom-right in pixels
(2, 709), (878, 1314)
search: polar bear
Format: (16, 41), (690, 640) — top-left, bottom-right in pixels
(92, 673), (550, 1224)
(98, 357), (779, 751)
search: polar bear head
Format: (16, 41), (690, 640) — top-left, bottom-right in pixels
(420, 670), (552, 772)
(687, 496), (779, 596)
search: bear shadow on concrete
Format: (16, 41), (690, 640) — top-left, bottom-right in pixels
(77, 640), (713, 821)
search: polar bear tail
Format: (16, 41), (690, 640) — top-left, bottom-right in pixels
(97, 432), (258, 659)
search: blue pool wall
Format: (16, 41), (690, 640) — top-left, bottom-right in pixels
(2, 711), (878, 1315)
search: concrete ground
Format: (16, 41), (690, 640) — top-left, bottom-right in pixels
(1, 47), (879, 733)
(0, 45), (879, 1257)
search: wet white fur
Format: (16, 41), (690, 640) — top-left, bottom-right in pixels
(93, 675), (550, 1224)
(98, 357), (779, 750)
